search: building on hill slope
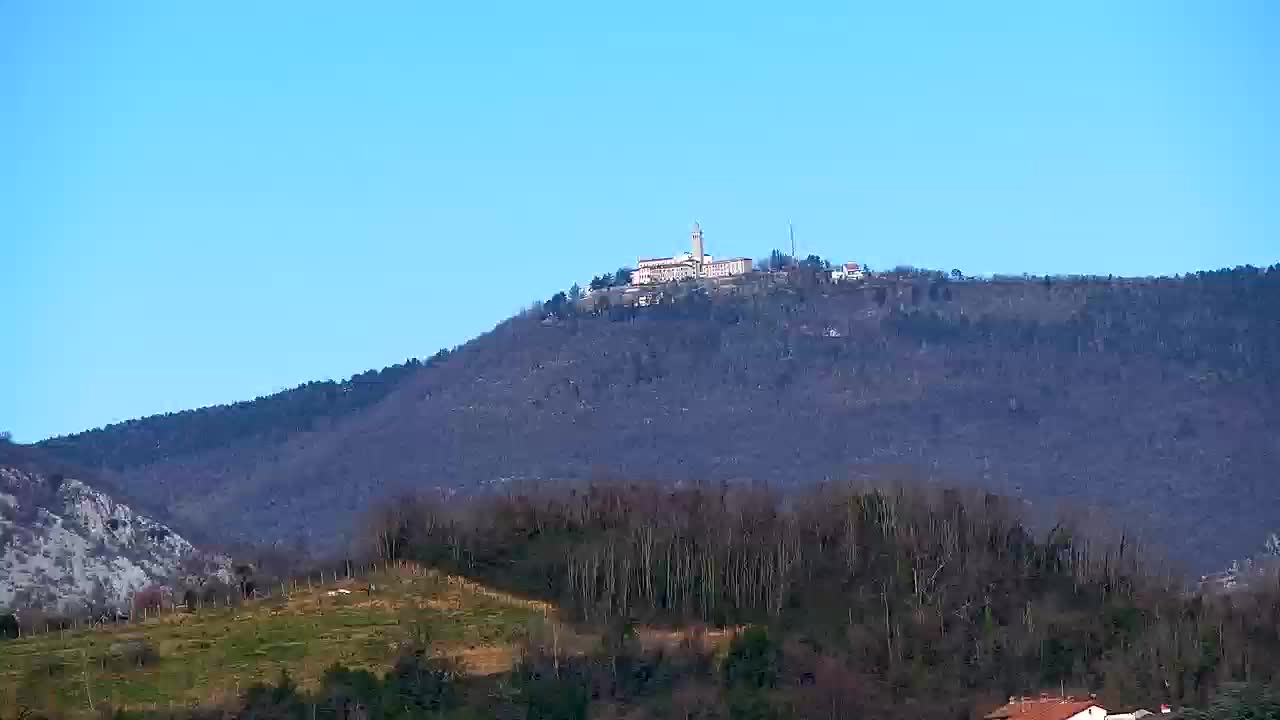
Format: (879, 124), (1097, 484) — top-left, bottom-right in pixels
(632, 222), (752, 285)
(984, 696), (1107, 720)
(1107, 705), (1174, 718)
(831, 261), (866, 282)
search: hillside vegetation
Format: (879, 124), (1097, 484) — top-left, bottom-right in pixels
(363, 480), (1280, 712)
(39, 360), (425, 472)
(1, 565), (554, 716)
(37, 265), (1280, 571)
(7, 479), (1280, 719)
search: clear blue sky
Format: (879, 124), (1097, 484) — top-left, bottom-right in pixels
(2, 1), (1277, 442)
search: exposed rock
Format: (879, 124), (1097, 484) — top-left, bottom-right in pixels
(0, 467), (229, 612)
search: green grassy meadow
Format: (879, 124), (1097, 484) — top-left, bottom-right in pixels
(0, 567), (553, 715)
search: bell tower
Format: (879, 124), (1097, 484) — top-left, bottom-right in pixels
(691, 222), (704, 267)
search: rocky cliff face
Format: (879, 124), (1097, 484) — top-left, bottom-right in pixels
(0, 467), (227, 612)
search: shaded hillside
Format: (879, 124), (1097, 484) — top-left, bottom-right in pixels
(39, 266), (1280, 571)
(39, 359), (427, 471)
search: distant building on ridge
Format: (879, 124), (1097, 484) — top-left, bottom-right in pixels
(632, 222), (752, 285)
(831, 262), (865, 282)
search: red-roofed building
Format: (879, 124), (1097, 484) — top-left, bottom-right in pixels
(831, 261), (865, 282)
(984, 696), (1107, 720)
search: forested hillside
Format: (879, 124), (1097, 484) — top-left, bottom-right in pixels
(39, 359), (426, 470)
(37, 265), (1280, 571)
(356, 480), (1280, 717)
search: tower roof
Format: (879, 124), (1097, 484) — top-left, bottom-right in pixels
(692, 221), (701, 232)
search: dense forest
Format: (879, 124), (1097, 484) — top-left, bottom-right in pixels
(358, 481), (1280, 713)
(33, 265), (1280, 571)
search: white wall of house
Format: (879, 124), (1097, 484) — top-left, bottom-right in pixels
(1072, 707), (1108, 720)
(704, 258), (751, 278)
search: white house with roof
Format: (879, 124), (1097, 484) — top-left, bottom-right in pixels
(831, 261), (865, 282)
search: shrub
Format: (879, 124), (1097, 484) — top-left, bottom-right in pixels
(106, 640), (158, 670)
(0, 613), (17, 639)
(132, 585), (164, 612)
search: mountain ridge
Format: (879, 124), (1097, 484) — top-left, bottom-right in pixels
(33, 265), (1280, 572)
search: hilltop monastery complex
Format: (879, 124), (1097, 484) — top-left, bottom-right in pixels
(631, 223), (753, 285)
(628, 222), (863, 288)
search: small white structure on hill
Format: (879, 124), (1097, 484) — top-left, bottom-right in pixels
(1106, 710), (1156, 720)
(831, 262), (865, 282)
(632, 223), (752, 285)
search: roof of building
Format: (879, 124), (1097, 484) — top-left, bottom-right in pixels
(637, 254), (696, 263)
(1105, 711), (1154, 720)
(985, 697), (1102, 720)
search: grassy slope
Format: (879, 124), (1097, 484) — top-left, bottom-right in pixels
(0, 566), (557, 715)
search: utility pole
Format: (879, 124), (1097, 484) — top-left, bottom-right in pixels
(81, 648), (95, 712)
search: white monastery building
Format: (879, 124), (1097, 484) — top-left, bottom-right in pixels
(632, 223), (752, 286)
